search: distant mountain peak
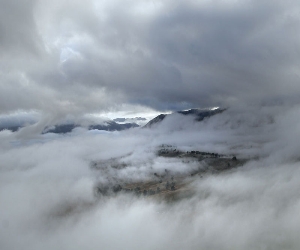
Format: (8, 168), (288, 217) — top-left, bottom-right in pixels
(43, 121), (139, 134)
(144, 108), (225, 128)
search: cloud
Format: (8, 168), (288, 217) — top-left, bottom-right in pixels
(1, 0), (300, 117)
(1, 105), (300, 249)
(2, 2), (300, 248)
(0, 0), (43, 57)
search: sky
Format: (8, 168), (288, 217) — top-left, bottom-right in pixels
(2, 1), (300, 249)
(1, 0), (300, 120)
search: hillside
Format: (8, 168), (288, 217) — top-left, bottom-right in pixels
(144, 108), (225, 128)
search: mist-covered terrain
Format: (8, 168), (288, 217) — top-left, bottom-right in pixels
(2, 0), (300, 249)
(1, 105), (300, 250)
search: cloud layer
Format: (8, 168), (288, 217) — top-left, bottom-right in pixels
(1, 0), (300, 116)
(2, 1), (300, 249)
(1, 106), (300, 249)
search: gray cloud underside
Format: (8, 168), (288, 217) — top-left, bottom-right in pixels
(1, 0), (300, 115)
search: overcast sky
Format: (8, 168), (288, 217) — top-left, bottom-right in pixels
(3, 2), (300, 248)
(1, 0), (300, 118)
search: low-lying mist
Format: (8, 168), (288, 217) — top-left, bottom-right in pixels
(1, 105), (300, 250)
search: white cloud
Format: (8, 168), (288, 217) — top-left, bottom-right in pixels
(1, 106), (300, 249)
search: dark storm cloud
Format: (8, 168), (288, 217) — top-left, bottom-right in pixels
(1, 0), (300, 116)
(122, 0), (300, 107)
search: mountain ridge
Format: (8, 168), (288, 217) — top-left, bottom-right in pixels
(144, 108), (225, 128)
(42, 121), (139, 134)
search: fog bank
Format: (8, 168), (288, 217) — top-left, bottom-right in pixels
(1, 106), (300, 249)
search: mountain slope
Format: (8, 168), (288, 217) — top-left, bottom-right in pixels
(144, 108), (225, 128)
(43, 121), (139, 134)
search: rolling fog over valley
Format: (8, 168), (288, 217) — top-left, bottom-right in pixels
(2, 105), (300, 249)
(1, 0), (300, 249)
